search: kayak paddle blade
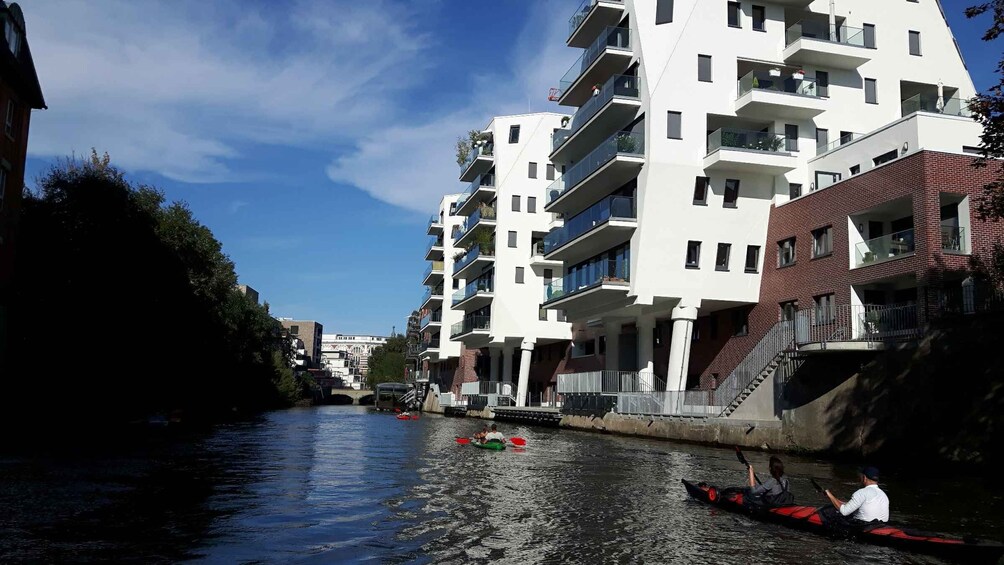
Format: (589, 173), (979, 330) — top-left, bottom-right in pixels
(455, 438), (470, 445)
(735, 446), (749, 467)
(509, 437), (527, 446)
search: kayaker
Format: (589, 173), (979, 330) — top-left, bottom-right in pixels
(483, 424), (505, 444)
(473, 425), (489, 441)
(825, 466), (889, 523)
(747, 456), (794, 506)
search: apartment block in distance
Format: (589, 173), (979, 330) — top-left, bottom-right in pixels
(544, 0), (996, 418)
(279, 319), (323, 369)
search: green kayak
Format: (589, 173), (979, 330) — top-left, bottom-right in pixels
(471, 440), (506, 451)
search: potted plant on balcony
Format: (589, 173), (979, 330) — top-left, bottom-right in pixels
(560, 115), (571, 128)
(453, 249), (468, 263)
(616, 132), (638, 153)
(792, 68), (805, 80)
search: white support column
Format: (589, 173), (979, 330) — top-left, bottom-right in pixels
(604, 321), (620, 372)
(667, 305), (699, 392)
(515, 339), (535, 407)
(489, 348), (500, 382)
(636, 315), (656, 390)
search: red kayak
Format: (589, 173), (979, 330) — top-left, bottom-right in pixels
(682, 480), (1004, 563)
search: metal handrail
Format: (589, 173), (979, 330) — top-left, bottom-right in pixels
(794, 303), (920, 345)
(710, 320), (794, 414)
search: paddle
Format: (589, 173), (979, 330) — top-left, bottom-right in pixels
(810, 478), (827, 496)
(455, 437), (471, 445)
(735, 446), (762, 485)
(509, 437), (527, 447)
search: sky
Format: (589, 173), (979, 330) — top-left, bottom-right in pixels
(18, 0), (1001, 336)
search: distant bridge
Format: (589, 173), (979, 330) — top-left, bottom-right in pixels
(314, 377), (374, 405)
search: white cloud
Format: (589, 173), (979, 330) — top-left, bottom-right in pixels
(326, 0), (581, 213)
(23, 0), (434, 182)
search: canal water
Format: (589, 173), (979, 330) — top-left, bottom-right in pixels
(1, 406), (1001, 564)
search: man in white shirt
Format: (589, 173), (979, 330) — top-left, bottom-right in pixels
(825, 466), (890, 523)
(483, 424), (506, 444)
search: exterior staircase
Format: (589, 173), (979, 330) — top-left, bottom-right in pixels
(719, 352), (804, 417)
(712, 321), (795, 417)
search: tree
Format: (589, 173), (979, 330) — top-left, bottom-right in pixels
(455, 129), (480, 166)
(366, 334), (409, 388)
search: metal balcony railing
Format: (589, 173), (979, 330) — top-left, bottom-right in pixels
(546, 130), (644, 205)
(855, 228), (915, 266)
(558, 26), (631, 96)
(421, 284), (444, 305)
(785, 21), (866, 47)
(552, 74), (641, 153)
(816, 132), (861, 155)
(450, 315), (491, 337)
(543, 258), (629, 303)
(419, 310), (442, 327)
(543, 195), (635, 254)
(737, 70), (820, 98)
(707, 128), (787, 154)
(794, 304), (920, 345)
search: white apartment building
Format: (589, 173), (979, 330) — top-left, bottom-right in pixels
(320, 348), (358, 383)
(542, 0), (976, 394)
(321, 334), (388, 389)
(419, 194), (466, 379)
(450, 112), (574, 406)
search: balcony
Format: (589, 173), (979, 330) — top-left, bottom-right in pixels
(567, 0), (625, 48)
(452, 276), (495, 311)
(422, 260), (444, 286)
(421, 284), (444, 309)
(942, 226), (968, 254)
(783, 21), (872, 70)
(854, 229), (915, 268)
(704, 128), (797, 174)
(543, 196), (636, 265)
(424, 236), (444, 261)
(545, 130), (644, 216)
(459, 144), (495, 183)
(900, 94), (973, 119)
(419, 338), (441, 358)
(456, 173), (497, 217)
(543, 258), (630, 313)
(453, 244), (496, 279)
(419, 310), (442, 330)
(450, 315), (491, 340)
(557, 26), (632, 107)
(816, 131), (861, 156)
(551, 74), (642, 163)
(427, 214), (443, 236)
(531, 241), (563, 267)
(735, 70), (827, 120)
(454, 204), (497, 247)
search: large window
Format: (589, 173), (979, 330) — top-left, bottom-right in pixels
(693, 176), (709, 205)
(686, 241), (701, 269)
(785, 124), (798, 152)
(745, 245), (760, 273)
(778, 237), (796, 267)
(816, 70), (829, 97)
(724, 179), (740, 208)
(814, 293), (836, 324)
(715, 243), (731, 271)
(508, 125), (520, 143)
(812, 226), (832, 257)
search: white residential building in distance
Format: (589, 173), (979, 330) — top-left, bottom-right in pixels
(450, 112), (574, 406)
(543, 0), (977, 397)
(321, 334), (388, 389)
(419, 194), (466, 380)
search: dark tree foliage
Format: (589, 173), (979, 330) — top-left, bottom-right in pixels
(367, 334), (409, 388)
(968, 2), (1004, 221)
(3, 152), (294, 436)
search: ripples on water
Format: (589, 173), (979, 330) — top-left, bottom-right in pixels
(0, 406), (1001, 564)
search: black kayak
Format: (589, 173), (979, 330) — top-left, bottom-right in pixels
(683, 480), (1004, 564)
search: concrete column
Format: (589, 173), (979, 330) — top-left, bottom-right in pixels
(667, 305), (699, 391)
(636, 315), (656, 390)
(604, 321), (620, 372)
(489, 348), (500, 382)
(515, 340), (535, 407)
(502, 345), (514, 384)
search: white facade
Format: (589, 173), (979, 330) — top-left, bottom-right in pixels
(450, 112), (574, 405)
(544, 0), (976, 391)
(321, 334), (388, 389)
(419, 194), (465, 369)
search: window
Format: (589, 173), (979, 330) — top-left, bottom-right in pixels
(785, 124), (798, 152)
(546, 163), (555, 180)
(724, 179), (740, 208)
(778, 237), (796, 267)
(667, 111), (682, 139)
(816, 128), (829, 153)
(815, 171), (842, 190)
(789, 183), (802, 199)
(539, 307), (548, 321)
(863, 23), (876, 48)
(4, 100), (14, 138)
(716, 243), (731, 271)
(686, 241), (701, 269)
(873, 149), (898, 166)
(812, 226), (832, 257)
(515, 267), (525, 284)
(508, 230), (517, 248)
(693, 176), (709, 205)
(780, 301), (798, 322)
(453, 278), (460, 289)
(816, 71), (829, 97)
(814, 293), (836, 324)
(839, 131), (854, 145)
(909, 30), (922, 56)
(732, 308), (749, 336)
(752, 5), (766, 31)
(850, 164), (860, 175)
(698, 54), (712, 82)
(528, 162), (537, 179)
(290, 325), (300, 335)
(656, 0), (674, 24)
(963, 145), (982, 155)
(508, 125), (520, 143)
(865, 78), (878, 104)
(727, 1), (741, 27)
(710, 314), (719, 339)
(511, 195), (521, 212)
(745, 245), (760, 273)
(528, 196), (537, 213)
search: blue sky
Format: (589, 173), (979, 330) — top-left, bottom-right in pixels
(20, 0), (1000, 336)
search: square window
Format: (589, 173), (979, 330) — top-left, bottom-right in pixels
(814, 293), (836, 324)
(686, 241), (701, 269)
(667, 111), (682, 139)
(812, 226), (832, 257)
(508, 125), (520, 143)
(789, 183), (802, 199)
(716, 243), (731, 271)
(516, 267), (525, 284)
(512, 195), (520, 212)
(727, 1), (741, 27)
(778, 237), (796, 267)
(698, 54), (712, 82)
(546, 163), (555, 180)
(528, 196), (537, 214)
(693, 176), (709, 205)
(745, 245), (760, 273)
(508, 230), (517, 248)
(752, 5), (766, 31)
(528, 162), (537, 179)
(732, 308), (749, 336)
(724, 179), (740, 208)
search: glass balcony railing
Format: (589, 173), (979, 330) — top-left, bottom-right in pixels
(420, 311), (442, 327)
(707, 128), (787, 154)
(552, 74), (641, 153)
(568, 0), (624, 38)
(455, 173), (496, 211)
(453, 244), (495, 274)
(543, 196), (635, 254)
(454, 205), (497, 242)
(532, 241), (547, 256)
(546, 130), (644, 205)
(900, 94), (973, 118)
(460, 143), (494, 173)
(420, 338), (441, 352)
(428, 214), (442, 227)
(421, 284), (444, 305)
(451, 316), (491, 337)
(422, 261), (444, 280)
(816, 132), (861, 155)
(941, 226), (966, 252)
(785, 21), (865, 47)
(426, 235), (443, 251)
(559, 26), (631, 96)
(737, 70), (820, 98)
(543, 258), (629, 303)
(855, 228), (915, 267)
(453, 276), (494, 306)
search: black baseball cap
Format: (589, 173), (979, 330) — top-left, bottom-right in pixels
(860, 466), (880, 481)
